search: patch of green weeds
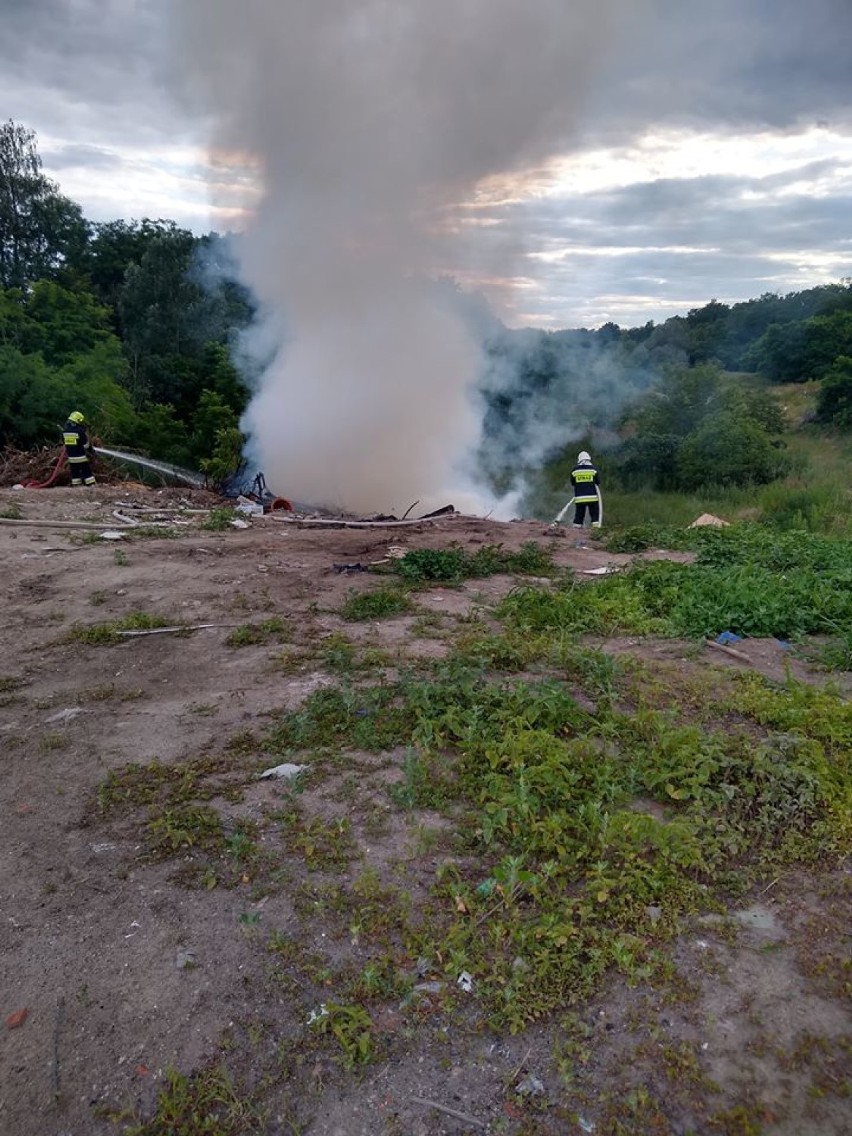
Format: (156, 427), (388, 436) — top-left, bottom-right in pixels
(71, 611), (171, 645)
(38, 732), (65, 753)
(81, 684), (143, 703)
(94, 758), (260, 872)
(0, 502), (23, 519)
(113, 548), (129, 566)
(286, 813), (358, 871)
(125, 1065), (266, 1136)
(0, 675), (26, 693)
(341, 586), (413, 621)
(146, 806), (225, 859)
(264, 684), (417, 753)
(503, 524), (852, 640)
(88, 590), (109, 606)
(95, 755), (254, 819)
(129, 525), (181, 539)
(396, 541), (556, 583)
(604, 523), (696, 554)
(708, 1103), (768, 1135)
(388, 747), (459, 810)
(802, 630), (852, 673)
(226, 617), (289, 647)
(309, 1002), (375, 1069)
(201, 507), (237, 531)
(348, 868), (412, 943)
(320, 632), (358, 673)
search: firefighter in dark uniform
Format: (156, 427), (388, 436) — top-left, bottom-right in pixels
(63, 411), (96, 486)
(570, 451), (601, 529)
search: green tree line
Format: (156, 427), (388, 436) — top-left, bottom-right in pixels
(0, 120), (250, 481)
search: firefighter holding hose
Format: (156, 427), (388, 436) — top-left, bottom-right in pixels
(62, 411), (96, 486)
(552, 450), (603, 534)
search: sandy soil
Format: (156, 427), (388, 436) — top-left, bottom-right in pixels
(0, 487), (848, 1136)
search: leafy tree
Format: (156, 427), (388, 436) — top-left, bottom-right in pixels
(614, 364), (788, 491)
(631, 364), (727, 438)
(84, 218), (185, 329)
(0, 121), (89, 288)
(132, 402), (191, 467)
(816, 357), (852, 429)
(676, 413), (784, 490)
(0, 281), (116, 367)
(745, 309), (852, 382)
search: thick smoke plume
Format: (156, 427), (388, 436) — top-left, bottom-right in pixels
(177, 0), (632, 513)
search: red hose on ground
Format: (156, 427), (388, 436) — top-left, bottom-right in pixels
(23, 449), (67, 489)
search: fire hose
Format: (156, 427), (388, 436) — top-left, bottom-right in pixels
(22, 449), (68, 489)
(552, 486), (604, 526)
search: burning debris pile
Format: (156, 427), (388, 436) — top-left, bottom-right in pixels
(0, 446), (203, 491)
(0, 446), (125, 489)
(0, 446), (73, 487)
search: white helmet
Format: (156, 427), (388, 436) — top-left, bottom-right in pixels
(577, 451), (592, 464)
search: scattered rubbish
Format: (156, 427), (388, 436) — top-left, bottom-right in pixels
(409, 1096), (486, 1129)
(415, 957), (430, 979)
(5, 1008), (28, 1030)
(457, 971), (474, 993)
(706, 638), (751, 664)
(46, 707), (83, 725)
(476, 877), (497, 897)
(775, 639), (792, 650)
(689, 513), (729, 528)
(333, 562), (371, 573)
(235, 496), (264, 517)
(511, 956), (529, 973)
(259, 762), (308, 781)
(419, 504), (455, 519)
(271, 512), (458, 530)
(645, 905), (663, 923)
(115, 623), (220, 638)
(413, 982), (445, 996)
(175, 949), (198, 971)
(306, 1004), (329, 1026)
(581, 566), (619, 576)
(98, 531), (126, 541)
(230, 518), (251, 530)
(578, 1117), (596, 1134)
(517, 1074), (545, 1097)
(716, 631), (742, 645)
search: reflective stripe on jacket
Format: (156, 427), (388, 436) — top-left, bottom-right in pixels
(570, 464), (600, 503)
(62, 421), (89, 459)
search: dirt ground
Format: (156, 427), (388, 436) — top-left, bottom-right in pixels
(0, 487), (849, 1136)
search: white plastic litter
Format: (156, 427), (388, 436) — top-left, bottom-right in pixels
(46, 707), (83, 724)
(259, 762), (309, 781)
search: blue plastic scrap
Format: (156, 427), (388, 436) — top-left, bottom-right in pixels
(716, 631), (743, 645)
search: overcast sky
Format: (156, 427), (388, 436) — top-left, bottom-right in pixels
(2, 0), (851, 329)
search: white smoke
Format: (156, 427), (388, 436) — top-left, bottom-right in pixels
(175, 0), (636, 513)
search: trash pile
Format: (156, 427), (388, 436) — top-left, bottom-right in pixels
(0, 446), (127, 488)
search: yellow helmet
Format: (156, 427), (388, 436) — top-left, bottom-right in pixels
(69, 411), (85, 424)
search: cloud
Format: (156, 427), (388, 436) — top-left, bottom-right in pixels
(0, 0), (850, 328)
(40, 143), (125, 172)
